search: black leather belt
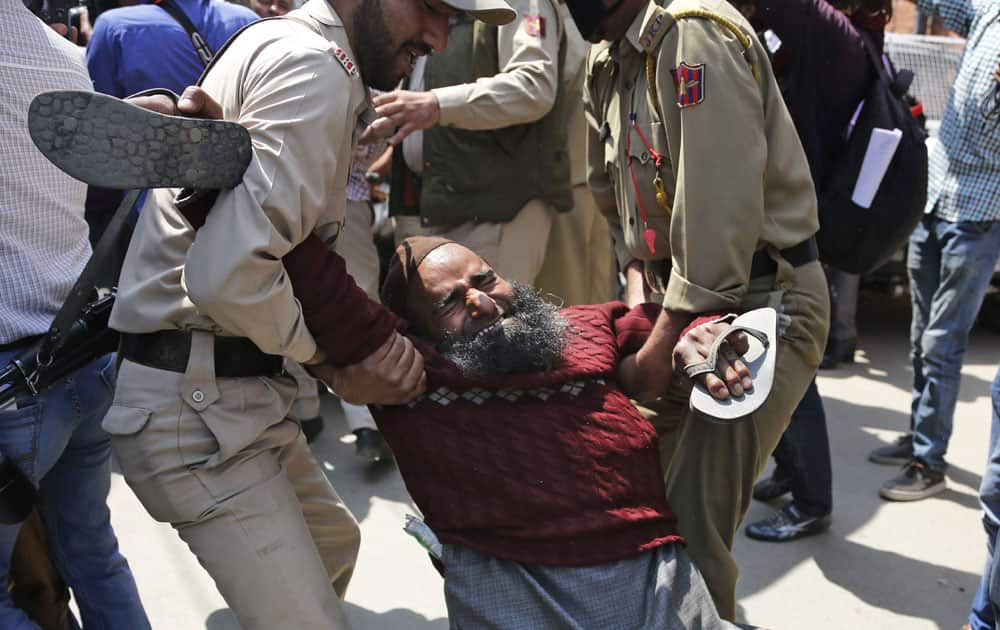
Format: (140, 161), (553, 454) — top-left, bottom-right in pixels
(750, 237), (819, 279)
(119, 331), (284, 378)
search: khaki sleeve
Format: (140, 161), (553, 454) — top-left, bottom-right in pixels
(656, 19), (766, 313)
(584, 52), (632, 271)
(434, 0), (561, 129)
(183, 44), (352, 363)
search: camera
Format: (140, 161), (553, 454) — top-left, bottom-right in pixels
(23, 0), (85, 29)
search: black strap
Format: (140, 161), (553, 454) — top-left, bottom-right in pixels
(155, 0), (215, 67)
(858, 30), (891, 84)
(34, 189), (141, 367)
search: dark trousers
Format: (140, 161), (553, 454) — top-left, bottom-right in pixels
(771, 380), (833, 517)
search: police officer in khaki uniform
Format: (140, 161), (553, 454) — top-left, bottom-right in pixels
(534, 6), (618, 307)
(362, 0), (573, 285)
(567, 0), (830, 619)
(101, 0), (514, 627)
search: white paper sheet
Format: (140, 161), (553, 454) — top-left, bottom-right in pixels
(851, 127), (903, 209)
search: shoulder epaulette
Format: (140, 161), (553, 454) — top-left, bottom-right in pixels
(638, 4), (674, 55)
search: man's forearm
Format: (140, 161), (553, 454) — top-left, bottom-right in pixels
(618, 308), (692, 401)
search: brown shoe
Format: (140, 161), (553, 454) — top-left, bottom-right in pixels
(879, 459), (946, 501)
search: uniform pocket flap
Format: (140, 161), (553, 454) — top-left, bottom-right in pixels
(101, 404), (153, 436)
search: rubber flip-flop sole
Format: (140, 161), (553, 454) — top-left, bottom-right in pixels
(28, 90), (251, 190)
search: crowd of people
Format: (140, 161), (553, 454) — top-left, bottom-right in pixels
(2, 0), (999, 627)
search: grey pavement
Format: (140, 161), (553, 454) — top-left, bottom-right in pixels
(105, 291), (999, 629)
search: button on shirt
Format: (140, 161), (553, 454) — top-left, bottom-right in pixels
(86, 0), (258, 98)
(110, 1), (370, 364)
(0, 7), (93, 344)
(918, 0), (1000, 223)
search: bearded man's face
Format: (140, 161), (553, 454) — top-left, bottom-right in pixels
(439, 282), (567, 376)
(406, 243), (567, 376)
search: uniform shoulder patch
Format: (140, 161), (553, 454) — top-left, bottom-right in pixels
(332, 46), (359, 77)
(673, 62), (705, 108)
(524, 15), (545, 37)
(639, 6), (672, 53)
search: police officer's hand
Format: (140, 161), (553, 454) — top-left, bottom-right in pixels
(673, 321), (753, 400)
(317, 332), (427, 405)
(126, 86), (223, 120)
(360, 90), (440, 146)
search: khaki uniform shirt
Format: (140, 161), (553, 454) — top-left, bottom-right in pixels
(110, 0), (369, 364)
(435, 0), (562, 129)
(585, 0), (818, 314)
(403, 0), (562, 173)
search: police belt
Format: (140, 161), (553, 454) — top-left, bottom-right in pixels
(119, 331), (285, 378)
(645, 237), (818, 292)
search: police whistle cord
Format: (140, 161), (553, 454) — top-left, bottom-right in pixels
(626, 113), (670, 255)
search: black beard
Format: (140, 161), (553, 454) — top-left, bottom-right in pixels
(439, 282), (568, 377)
(352, 0), (397, 90)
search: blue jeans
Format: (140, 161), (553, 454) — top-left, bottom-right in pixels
(970, 365), (1000, 630)
(0, 350), (149, 629)
(771, 380), (832, 517)
(908, 214), (1000, 470)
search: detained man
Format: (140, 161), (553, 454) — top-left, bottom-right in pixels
(353, 236), (751, 629)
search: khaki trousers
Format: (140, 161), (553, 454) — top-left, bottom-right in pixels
(534, 183), (617, 307)
(103, 334), (360, 630)
(395, 198), (555, 285)
(663, 260), (829, 621)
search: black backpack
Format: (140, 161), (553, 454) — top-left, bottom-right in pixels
(815, 31), (928, 274)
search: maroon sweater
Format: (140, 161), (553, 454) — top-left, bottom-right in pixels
(371, 302), (683, 567)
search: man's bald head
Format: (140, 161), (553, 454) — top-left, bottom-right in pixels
(382, 237), (515, 342)
(381, 237), (567, 376)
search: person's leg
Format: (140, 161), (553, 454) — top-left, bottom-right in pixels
(440, 543), (737, 629)
(777, 380), (832, 517)
(907, 215), (936, 435)
(492, 199), (555, 285)
(9, 508), (73, 630)
(279, 433), (361, 597)
(970, 365), (1000, 630)
(105, 359), (353, 629)
(664, 261), (829, 619)
(869, 216), (937, 465)
(909, 218), (1000, 471)
(821, 265), (859, 367)
(745, 380), (833, 542)
(38, 355), (149, 629)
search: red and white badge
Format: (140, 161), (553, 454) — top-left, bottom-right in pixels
(524, 15), (545, 37)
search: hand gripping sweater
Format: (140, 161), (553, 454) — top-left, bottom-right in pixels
(371, 302), (683, 567)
